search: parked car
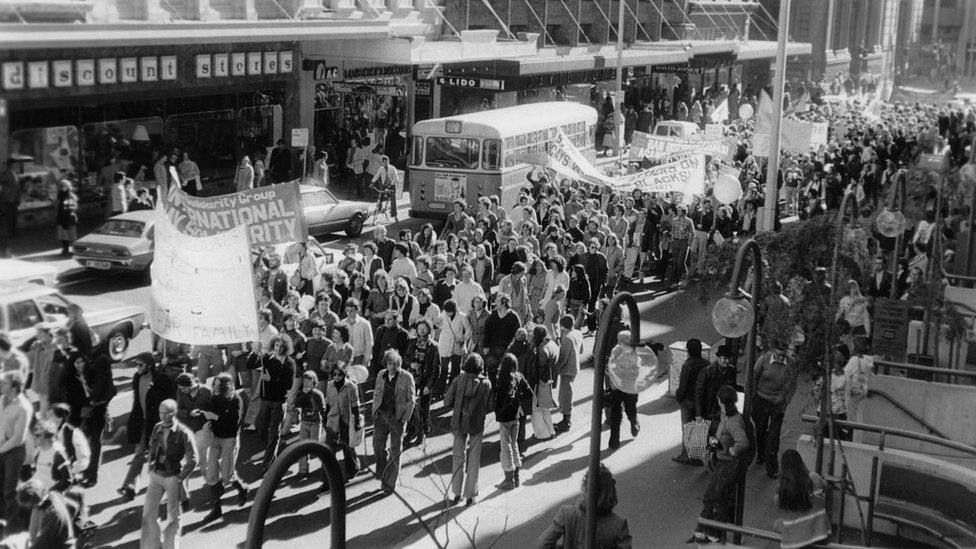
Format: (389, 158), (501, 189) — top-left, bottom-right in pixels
(300, 184), (369, 238)
(71, 210), (156, 272)
(0, 282), (146, 361)
(653, 120), (702, 139)
(0, 259), (58, 287)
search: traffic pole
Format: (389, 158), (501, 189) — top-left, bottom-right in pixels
(761, 0), (790, 232)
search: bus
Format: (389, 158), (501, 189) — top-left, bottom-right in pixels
(408, 102), (598, 218)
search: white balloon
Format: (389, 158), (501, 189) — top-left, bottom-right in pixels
(738, 103), (754, 121)
(713, 173), (743, 205)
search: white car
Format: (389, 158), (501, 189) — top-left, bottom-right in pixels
(0, 259), (58, 286)
(71, 210), (156, 272)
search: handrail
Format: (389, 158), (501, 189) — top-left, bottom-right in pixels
(873, 512), (963, 549)
(801, 415), (976, 459)
(695, 519), (865, 549)
(866, 389), (949, 439)
(874, 359), (976, 380)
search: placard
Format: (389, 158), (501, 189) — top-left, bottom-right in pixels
(871, 298), (909, 360)
(150, 210), (259, 345)
(291, 128), (309, 148)
(704, 124), (724, 140)
(160, 181), (308, 246)
(434, 173), (465, 200)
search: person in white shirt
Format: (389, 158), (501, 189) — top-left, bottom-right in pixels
(453, 265), (486, 315)
(388, 243), (418, 284)
(0, 370), (33, 528)
(342, 298), (374, 367)
(47, 403), (91, 479)
(372, 155), (400, 222)
(348, 137), (368, 199)
(436, 300), (470, 391)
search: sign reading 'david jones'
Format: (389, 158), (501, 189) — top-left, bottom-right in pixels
(150, 211), (259, 345)
(161, 181), (307, 247)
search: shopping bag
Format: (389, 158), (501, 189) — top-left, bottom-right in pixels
(682, 419), (710, 462)
(531, 407), (555, 439)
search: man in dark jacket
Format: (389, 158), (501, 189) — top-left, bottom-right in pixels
(581, 238), (608, 309)
(372, 225), (397, 269)
(119, 353), (178, 500)
(695, 344), (737, 425)
(80, 345), (117, 487)
(674, 338), (710, 464)
(403, 318), (440, 446)
(267, 139), (291, 184)
(372, 311), (409, 376)
(140, 399), (198, 549)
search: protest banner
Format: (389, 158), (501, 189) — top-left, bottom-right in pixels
(150, 209), (260, 345)
(704, 124), (724, 140)
(612, 154), (706, 195)
(754, 118), (828, 156)
(628, 131), (735, 162)
(160, 181), (307, 246)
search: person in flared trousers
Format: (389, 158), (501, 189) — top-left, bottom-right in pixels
(443, 354), (492, 506)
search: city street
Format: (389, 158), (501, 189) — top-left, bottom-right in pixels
(12, 209), (811, 548)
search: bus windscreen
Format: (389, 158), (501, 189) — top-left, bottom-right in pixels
(424, 137), (480, 169)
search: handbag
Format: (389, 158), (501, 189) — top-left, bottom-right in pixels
(347, 389), (364, 448)
(682, 418), (711, 462)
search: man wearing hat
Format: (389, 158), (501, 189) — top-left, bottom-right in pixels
(694, 344), (738, 426)
(673, 338), (710, 464)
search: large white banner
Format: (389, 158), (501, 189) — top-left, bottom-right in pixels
(628, 131), (735, 162)
(612, 154), (706, 195)
(542, 129), (705, 195)
(754, 118), (829, 156)
(150, 209), (260, 345)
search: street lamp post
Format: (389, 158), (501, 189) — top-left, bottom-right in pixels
(876, 170), (908, 298)
(585, 292), (641, 549)
(815, 190), (860, 475)
(710, 238), (763, 544)
(612, 0), (625, 159)
(761, 0), (791, 232)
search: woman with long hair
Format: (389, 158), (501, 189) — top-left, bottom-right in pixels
(444, 354), (492, 506)
(200, 372), (248, 521)
(55, 180), (79, 257)
(526, 256), (549, 315)
(537, 463), (632, 548)
(566, 264), (590, 330)
(773, 449), (830, 544)
(603, 233), (625, 297)
(690, 385), (754, 544)
(347, 271), (370, 309)
(836, 279), (871, 336)
(415, 223), (438, 252)
(494, 353), (531, 490)
(366, 270), (391, 330)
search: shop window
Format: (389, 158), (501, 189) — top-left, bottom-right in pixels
(238, 105), (282, 161)
(411, 136), (424, 166)
(424, 137), (480, 170)
(9, 126), (80, 209)
(164, 110), (237, 182)
(482, 139), (500, 170)
(81, 117), (163, 196)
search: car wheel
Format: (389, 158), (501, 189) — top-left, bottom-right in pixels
(107, 327), (131, 362)
(346, 213), (366, 238)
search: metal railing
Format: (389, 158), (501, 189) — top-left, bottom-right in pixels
(875, 359), (976, 382)
(865, 389), (949, 439)
(803, 414), (976, 547)
(695, 519), (865, 548)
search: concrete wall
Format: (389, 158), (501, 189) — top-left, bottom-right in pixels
(851, 372), (976, 465)
(797, 435), (976, 543)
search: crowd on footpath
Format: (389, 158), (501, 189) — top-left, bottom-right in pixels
(2, 82), (976, 548)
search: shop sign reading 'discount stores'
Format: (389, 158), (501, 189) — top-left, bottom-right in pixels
(1, 51), (293, 90)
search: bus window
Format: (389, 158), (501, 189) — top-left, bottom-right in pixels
(588, 124), (595, 146)
(411, 136), (423, 166)
(425, 137), (480, 169)
(482, 139), (500, 170)
(504, 150), (515, 168)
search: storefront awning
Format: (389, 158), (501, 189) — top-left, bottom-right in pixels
(0, 20), (390, 49)
(515, 46), (691, 75)
(736, 40), (814, 61)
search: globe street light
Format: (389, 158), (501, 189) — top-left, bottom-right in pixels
(710, 238), (762, 543)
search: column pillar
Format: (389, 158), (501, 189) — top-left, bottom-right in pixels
(837, 0), (853, 53)
(824, 0), (835, 52)
(932, 0), (941, 43)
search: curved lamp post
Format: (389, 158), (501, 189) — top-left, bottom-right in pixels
(710, 238), (763, 544)
(814, 190), (860, 475)
(585, 292), (645, 549)
(246, 439), (348, 549)
(875, 169), (908, 298)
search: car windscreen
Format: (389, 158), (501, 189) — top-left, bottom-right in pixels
(424, 137), (480, 169)
(94, 219), (146, 238)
